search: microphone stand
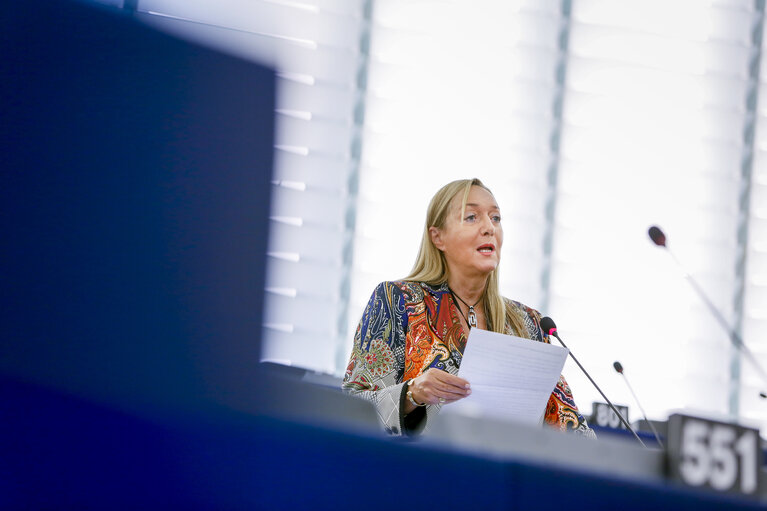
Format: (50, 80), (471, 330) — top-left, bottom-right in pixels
(650, 226), (767, 391)
(614, 361), (664, 448)
(547, 329), (648, 448)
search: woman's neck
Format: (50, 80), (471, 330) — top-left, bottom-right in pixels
(447, 274), (487, 304)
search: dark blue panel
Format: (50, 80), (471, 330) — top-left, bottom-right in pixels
(0, 0), (274, 414)
(4, 376), (766, 510)
(0, 376), (511, 510)
(508, 453), (766, 511)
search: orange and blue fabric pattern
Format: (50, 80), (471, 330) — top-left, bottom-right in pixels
(343, 280), (594, 437)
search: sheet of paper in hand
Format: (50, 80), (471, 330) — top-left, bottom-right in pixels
(442, 328), (568, 425)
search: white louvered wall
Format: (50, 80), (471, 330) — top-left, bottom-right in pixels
(345, 0), (570, 368)
(548, 0), (760, 425)
(742, 0), (767, 430)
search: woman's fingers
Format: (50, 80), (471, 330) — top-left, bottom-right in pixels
(412, 369), (471, 405)
(429, 371), (471, 397)
(432, 371), (471, 390)
(432, 382), (469, 397)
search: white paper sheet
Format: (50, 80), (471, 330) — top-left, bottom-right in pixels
(442, 328), (569, 425)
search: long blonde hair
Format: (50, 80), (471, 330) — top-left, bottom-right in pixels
(406, 178), (529, 337)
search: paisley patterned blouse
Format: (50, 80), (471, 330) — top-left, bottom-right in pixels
(342, 280), (595, 438)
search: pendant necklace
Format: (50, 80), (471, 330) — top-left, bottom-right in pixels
(450, 289), (482, 329)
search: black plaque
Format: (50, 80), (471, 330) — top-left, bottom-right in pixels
(667, 413), (761, 497)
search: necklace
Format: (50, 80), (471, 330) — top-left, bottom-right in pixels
(450, 289), (482, 329)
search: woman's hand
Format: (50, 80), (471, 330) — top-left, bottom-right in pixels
(407, 369), (471, 411)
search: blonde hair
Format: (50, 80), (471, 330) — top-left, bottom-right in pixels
(406, 178), (529, 337)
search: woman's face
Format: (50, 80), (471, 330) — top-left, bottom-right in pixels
(430, 185), (503, 281)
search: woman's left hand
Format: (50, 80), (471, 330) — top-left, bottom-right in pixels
(409, 369), (471, 407)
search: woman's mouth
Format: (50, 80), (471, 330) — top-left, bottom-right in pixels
(477, 244), (495, 254)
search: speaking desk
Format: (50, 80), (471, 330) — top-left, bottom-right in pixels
(4, 374), (767, 510)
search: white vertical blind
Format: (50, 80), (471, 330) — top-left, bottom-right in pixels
(741, 1), (767, 431)
(551, 0), (758, 425)
(135, 0), (371, 373)
(345, 0), (568, 369)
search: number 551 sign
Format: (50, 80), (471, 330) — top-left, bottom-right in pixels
(667, 413), (762, 497)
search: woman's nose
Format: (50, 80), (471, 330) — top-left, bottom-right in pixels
(481, 216), (494, 235)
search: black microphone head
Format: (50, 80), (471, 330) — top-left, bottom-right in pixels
(648, 225), (666, 247)
(540, 316), (557, 336)
(613, 361), (624, 374)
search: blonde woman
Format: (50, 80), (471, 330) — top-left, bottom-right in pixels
(343, 178), (594, 438)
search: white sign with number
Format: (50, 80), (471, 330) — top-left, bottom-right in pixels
(590, 401), (629, 430)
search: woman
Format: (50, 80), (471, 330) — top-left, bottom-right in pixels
(342, 178), (594, 438)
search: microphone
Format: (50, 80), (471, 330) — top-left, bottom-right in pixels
(648, 225), (767, 392)
(540, 317), (647, 448)
(613, 361), (663, 448)
(648, 226), (666, 247)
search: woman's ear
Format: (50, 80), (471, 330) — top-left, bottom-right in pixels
(429, 226), (444, 251)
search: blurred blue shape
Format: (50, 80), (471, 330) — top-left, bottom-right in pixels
(0, 0), (274, 415)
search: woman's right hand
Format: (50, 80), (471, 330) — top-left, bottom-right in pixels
(407, 369), (471, 410)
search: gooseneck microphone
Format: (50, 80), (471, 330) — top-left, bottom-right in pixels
(540, 317), (647, 448)
(648, 225), (767, 391)
(613, 361), (663, 448)
(647, 225), (666, 247)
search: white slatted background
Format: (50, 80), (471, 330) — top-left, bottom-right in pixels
(549, 0), (760, 426)
(344, 0), (569, 368)
(136, 0), (371, 373)
(742, 0), (767, 431)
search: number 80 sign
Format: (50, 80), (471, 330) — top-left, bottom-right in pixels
(667, 413), (762, 497)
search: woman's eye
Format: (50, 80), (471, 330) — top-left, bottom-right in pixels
(492, 215), (501, 223)
(464, 214), (476, 222)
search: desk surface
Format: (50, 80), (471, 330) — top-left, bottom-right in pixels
(4, 375), (767, 511)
